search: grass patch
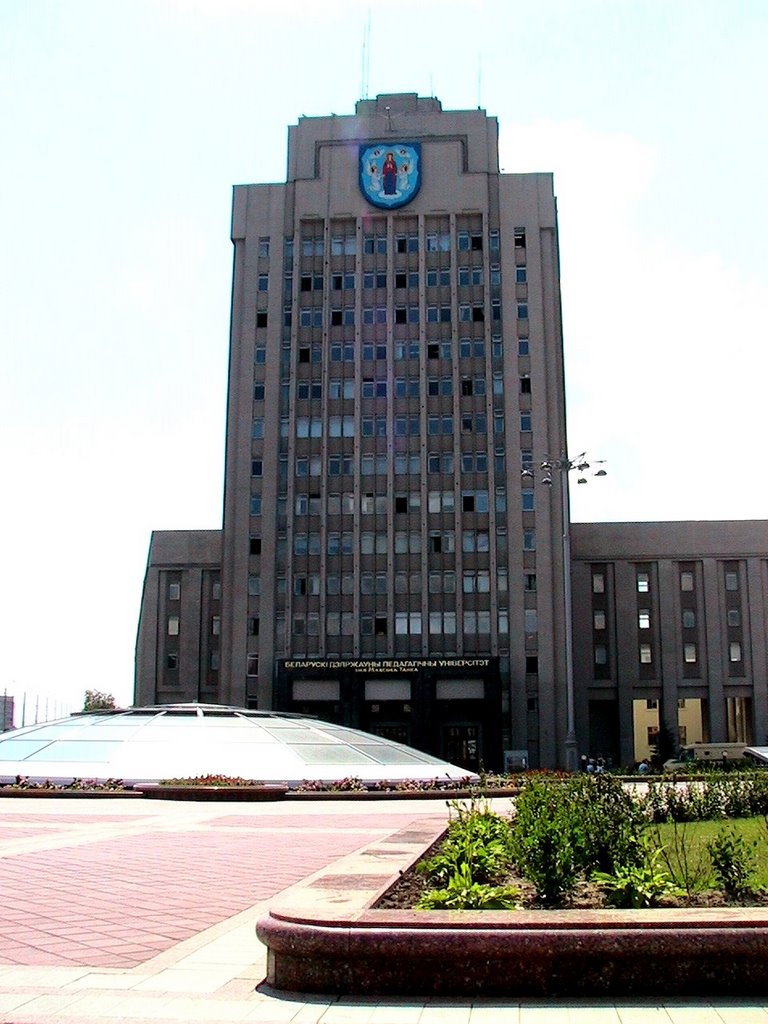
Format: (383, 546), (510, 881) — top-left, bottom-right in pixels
(650, 816), (768, 890)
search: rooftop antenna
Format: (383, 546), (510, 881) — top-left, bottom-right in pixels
(477, 53), (483, 108)
(361, 9), (371, 100)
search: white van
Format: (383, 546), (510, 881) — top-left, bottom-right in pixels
(663, 742), (748, 772)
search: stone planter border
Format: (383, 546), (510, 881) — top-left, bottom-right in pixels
(0, 787), (140, 798)
(134, 783), (289, 801)
(257, 815), (768, 997)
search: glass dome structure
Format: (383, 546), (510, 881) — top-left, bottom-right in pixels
(0, 704), (476, 786)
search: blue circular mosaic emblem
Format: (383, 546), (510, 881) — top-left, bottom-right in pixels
(359, 142), (421, 210)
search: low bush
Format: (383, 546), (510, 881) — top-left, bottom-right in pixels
(417, 863), (519, 910)
(418, 798), (513, 886)
(593, 844), (680, 908)
(708, 825), (760, 898)
(416, 797), (518, 909)
(641, 772), (768, 823)
(509, 776), (580, 904)
(568, 773), (645, 874)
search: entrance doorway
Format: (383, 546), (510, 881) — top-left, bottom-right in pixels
(442, 724), (481, 772)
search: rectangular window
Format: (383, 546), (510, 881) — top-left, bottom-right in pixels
(638, 609), (650, 630)
(639, 644), (652, 664)
(684, 643), (697, 664)
(637, 572), (650, 593)
(682, 609), (696, 629)
(729, 642), (742, 663)
(725, 571), (739, 592)
(593, 610), (606, 630)
(167, 616), (179, 636)
(592, 573), (605, 594)
(680, 571), (694, 592)
(168, 582), (180, 601)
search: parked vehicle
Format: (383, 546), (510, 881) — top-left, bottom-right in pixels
(663, 742), (748, 772)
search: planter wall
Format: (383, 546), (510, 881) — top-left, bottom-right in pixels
(135, 784), (288, 801)
(257, 815), (768, 997)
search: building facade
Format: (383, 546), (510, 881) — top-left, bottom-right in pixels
(570, 521), (768, 769)
(134, 94), (768, 770)
(136, 94), (572, 771)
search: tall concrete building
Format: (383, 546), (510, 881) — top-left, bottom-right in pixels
(137, 93), (572, 771)
(135, 93), (768, 770)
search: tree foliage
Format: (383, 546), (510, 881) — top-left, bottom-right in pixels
(83, 689), (117, 712)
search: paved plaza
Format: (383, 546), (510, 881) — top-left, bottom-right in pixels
(0, 795), (766, 1022)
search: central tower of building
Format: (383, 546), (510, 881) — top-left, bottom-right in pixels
(214, 93), (570, 770)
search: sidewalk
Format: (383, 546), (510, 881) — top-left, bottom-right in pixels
(1, 796), (767, 1023)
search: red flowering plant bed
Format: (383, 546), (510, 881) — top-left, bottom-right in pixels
(135, 774), (288, 801)
(159, 774), (264, 787)
(287, 770), (567, 799)
(0, 776), (135, 797)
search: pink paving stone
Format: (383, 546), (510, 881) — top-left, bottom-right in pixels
(0, 809), (431, 968)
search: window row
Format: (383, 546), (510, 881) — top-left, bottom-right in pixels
(290, 568), (502, 597)
(290, 413), (504, 439)
(290, 609), (510, 637)
(292, 489), (497, 517)
(592, 568), (744, 595)
(292, 530), (494, 556)
(293, 302), (509, 329)
(594, 642), (744, 666)
(297, 229), (512, 260)
(298, 265), (519, 292)
(294, 450), (506, 477)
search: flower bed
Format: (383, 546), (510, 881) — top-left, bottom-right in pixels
(135, 775), (288, 801)
(258, 811), (768, 997)
(259, 774), (768, 995)
(0, 777), (138, 798)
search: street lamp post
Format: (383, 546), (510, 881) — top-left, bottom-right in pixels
(522, 453), (606, 771)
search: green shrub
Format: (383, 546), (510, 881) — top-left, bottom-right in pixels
(417, 863), (519, 910)
(418, 798), (513, 886)
(642, 773), (768, 823)
(509, 777), (579, 904)
(568, 773), (645, 874)
(593, 844), (680, 908)
(707, 825), (759, 898)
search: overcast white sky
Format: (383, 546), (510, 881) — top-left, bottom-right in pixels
(1, 0), (766, 718)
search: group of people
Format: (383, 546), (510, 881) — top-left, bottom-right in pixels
(580, 754), (608, 774)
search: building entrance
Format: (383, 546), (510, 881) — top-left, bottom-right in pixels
(275, 657), (503, 770)
(442, 724), (481, 772)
